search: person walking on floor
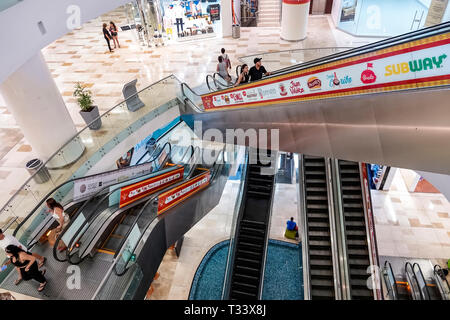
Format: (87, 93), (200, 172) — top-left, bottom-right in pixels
(110, 21), (120, 49)
(5, 245), (47, 292)
(103, 23), (114, 53)
(0, 229), (46, 268)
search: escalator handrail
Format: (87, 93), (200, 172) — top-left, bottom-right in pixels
(383, 260), (399, 300)
(210, 22), (450, 94)
(235, 65), (241, 78)
(110, 145), (198, 259)
(433, 264), (450, 300)
(181, 82), (203, 98)
(412, 262), (432, 300)
(53, 142), (173, 262)
(213, 72), (235, 88)
(405, 261), (423, 300)
(12, 114), (179, 240)
(66, 147), (176, 263)
(113, 147), (225, 277)
(206, 75), (219, 92)
(183, 96), (205, 113)
(14, 138), (173, 241)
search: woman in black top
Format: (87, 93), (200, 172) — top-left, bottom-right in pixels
(6, 245), (47, 292)
(103, 23), (113, 53)
(234, 64), (249, 87)
(110, 21), (120, 49)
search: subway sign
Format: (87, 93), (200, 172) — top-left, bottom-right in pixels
(201, 33), (450, 110)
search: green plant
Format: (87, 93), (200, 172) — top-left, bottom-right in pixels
(73, 82), (94, 112)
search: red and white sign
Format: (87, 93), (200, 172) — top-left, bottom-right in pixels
(157, 170), (211, 215)
(361, 163), (382, 300)
(201, 36), (450, 110)
(119, 166), (184, 208)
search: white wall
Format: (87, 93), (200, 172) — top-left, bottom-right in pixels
(416, 170), (450, 201)
(221, 0), (232, 37)
(0, 0), (132, 85)
(331, 0), (342, 26)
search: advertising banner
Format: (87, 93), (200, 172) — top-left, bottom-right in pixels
(201, 34), (450, 110)
(361, 163), (382, 300)
(157, 170), (211, 215)
(119, 166), (185, 208)
(73, 161), (158, 202)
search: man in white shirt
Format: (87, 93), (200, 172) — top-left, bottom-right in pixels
(0, 229), (46, 268)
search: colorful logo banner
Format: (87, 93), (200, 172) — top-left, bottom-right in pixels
(157, 170), (211, 215)
(119, 166), (184, 208)
(201, 34), (450, 110)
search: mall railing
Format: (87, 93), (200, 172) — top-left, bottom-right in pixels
(0, 75), (183, 277)
(92, 148), (228, 300)
(0, 0), (20, 12)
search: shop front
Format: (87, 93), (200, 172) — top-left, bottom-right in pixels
(125, 0), (223, 46)
(331, 0), (450, 37)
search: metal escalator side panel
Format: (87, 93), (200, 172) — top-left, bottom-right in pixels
(433, 265), (450, 300)
(412, 263), (432, 300)
(405, 262), (422, 300)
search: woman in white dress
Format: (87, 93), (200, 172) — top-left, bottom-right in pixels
(46, 198), (70, 252)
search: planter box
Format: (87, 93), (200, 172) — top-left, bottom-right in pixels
(79, 105), (102, 130)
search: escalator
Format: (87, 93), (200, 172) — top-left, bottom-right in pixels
(381, 261), (410, 300)
(336, 160), (374, 300)
(301, 155), (337, 300)
(61, 147), (199, 264)
(227, 149), (276, 300)
(181, 22), (450, 175)
(433, 265), (450, 300)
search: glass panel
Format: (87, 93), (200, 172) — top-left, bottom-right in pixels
(238, 47), (353, 71)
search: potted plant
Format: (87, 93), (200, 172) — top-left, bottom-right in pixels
(73, 82), (101, 130)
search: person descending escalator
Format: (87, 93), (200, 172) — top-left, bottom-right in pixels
(46, 198), (70, 252)
(5, 245), (47, 292)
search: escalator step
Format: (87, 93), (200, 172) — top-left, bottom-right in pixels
(239, 234), (264, 242)
(240, 227), (265, 236)
(310, 249), (332, 256)
(247, 190), (271, 197)
(308, 232), (331, 239)
(345, 221), (366, 227)
(234, 273), (259, 282)
(248, 177), (273, 184)
(241, 220), (266, 227)
(233, 282), (258, 290)
(307, 204), (328, 209)
(230, 290), (257, 299)
(307, 213), (329, 220)
(237, 249), (262, 258)
(349, 258), (371, 266)
(311, 269), (334, 278)
(235, 265), (260, 274)
(239, 242), (263, 249)
(310, 261), (333, 268)
(311, 279), (334, 287)
(311, 289), (335, 299)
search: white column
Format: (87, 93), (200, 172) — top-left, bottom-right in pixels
(221, 0), (233, 37)
(0, 51), (84, 168)
(280, 0), (310, 41)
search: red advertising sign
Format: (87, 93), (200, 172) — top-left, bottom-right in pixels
(361, 163), (382, 300)
(119, 166), (184, 208)
(157, 170), (211, 215)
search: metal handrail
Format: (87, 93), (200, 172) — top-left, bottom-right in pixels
(65, 146), (176, 264)
(433, 265), (450, 300)
(2, 75), (177, 218)
(326, 158), (343, 300)
(298, 155), (311, 299)
(213, 72), (235, 88)
(206, 75), (219, 92)
(412, 262), (431, 300)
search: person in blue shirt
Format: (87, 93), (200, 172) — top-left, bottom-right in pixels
(286, 217), (299, 238)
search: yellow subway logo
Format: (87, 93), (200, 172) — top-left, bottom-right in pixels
(385, 54), (447, 76)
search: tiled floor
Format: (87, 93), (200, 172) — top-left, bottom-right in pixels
(372, 169), (450, 260)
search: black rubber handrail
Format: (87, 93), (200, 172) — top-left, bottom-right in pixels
(68, 144), (199, 264)
(405, 262), (423, 300)
(52, 142), (173, 262)
(413, 262), (431, 300)
(65, 146), (174, 264)
(235, 65), (241, 78)
(213, 72), (235, 88)
(208, 22), (450, 94)
(383, 260), (399, 300)
(114, 147), (225, 277)
(206, 74), (220, 92)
